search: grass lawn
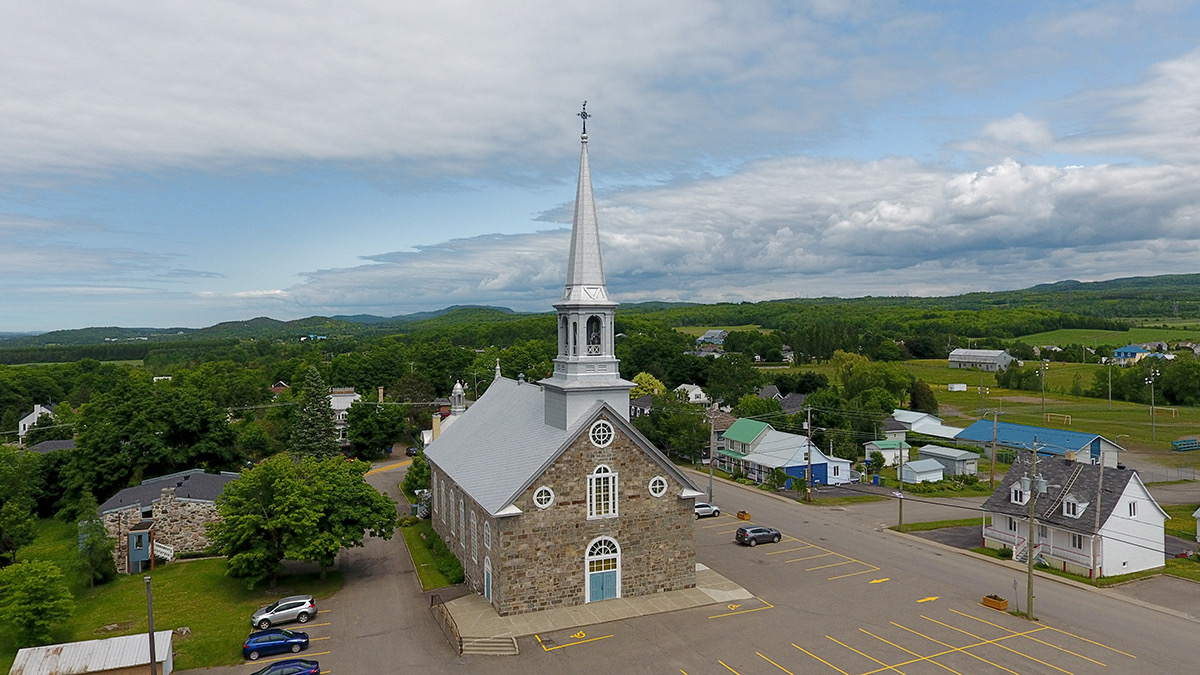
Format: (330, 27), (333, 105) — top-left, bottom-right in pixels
(1162, 503), (1199, 541)
(894, 517), (986, 533)
(399, 519), (454, 590)
(1, 520), (342, 672)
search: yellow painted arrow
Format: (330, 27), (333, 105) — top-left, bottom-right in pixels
(918, 596), (938, 603)
(869, 578), (890, 584)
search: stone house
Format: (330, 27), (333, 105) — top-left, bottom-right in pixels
(424, 123), (702, 616)
(100, 468), (238, 574)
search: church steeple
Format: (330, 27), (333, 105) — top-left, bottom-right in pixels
(540, 102), (633, 430)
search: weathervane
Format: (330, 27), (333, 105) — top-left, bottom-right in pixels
(578, 101), (590, 134)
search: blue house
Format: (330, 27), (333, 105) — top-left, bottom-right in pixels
(720, 423), (852, 486)
(955, 420), (1121, 467)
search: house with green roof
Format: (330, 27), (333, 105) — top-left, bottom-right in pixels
(864, 439), (910, 467)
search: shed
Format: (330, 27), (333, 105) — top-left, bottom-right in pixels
(899, 458), (944, 484)
(917, 445), (979, 476)
(10, 630), (173, 675)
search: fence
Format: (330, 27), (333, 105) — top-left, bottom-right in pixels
(429, 594), (462, 655)
(1135, 466), (1198, 483)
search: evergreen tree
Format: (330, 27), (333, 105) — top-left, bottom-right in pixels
(289, 366), (338, 458)
(75, 491), (116, 589)
(908, 380), (939, 415)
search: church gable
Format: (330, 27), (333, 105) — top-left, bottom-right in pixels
(493, 409), (696, 614)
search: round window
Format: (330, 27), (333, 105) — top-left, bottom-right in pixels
(589, 420), (614, 448)
(649, 476), (667, 498)
(533, 486), (554, 509)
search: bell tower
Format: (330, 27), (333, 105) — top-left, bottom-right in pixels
(541, 102), (634, 430)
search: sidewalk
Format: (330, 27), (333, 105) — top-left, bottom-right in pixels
(443, 563), (752, 639)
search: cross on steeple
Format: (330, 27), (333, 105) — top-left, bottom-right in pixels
(578, 101), (590, 135)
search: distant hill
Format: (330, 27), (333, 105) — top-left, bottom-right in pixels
(5, 273), (1200, 350)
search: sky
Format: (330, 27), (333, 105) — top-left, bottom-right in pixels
(4, 1), (1200, 332)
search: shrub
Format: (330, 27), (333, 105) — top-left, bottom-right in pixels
(998, 547), (1013, 559)
(425, 529), (464, 584)
(398, 516), (420, 528)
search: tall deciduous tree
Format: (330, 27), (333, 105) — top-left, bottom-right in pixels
(704, 353), (760, 407)
(208, 454), (396, 588)
(0, 559), (74, 646)
(630, 372), (666, 399)
(0, 445), (40, 564)
(289, 367), (338, 458)
(346, 402), (411, 460)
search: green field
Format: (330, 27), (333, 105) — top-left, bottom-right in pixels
(773, 359), (1200, 466)
(1, 520), (342, 672)
(1017, 327), (1200, 347)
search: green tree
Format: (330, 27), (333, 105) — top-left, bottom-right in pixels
(630, 372), (666, 399)
(74, 491), (116, 588)
(908, 380), (939, 415)
(208, 455), (321, 588)
(346, 402), (411, 460)
(0, 445), (40, 564)
(289, 367), (338, 458)
(731, 394), (782, 419)
(23, 408), (74, 446)
(401, 451), (431, 494)
(704, 353), (760, 406)
(0, 559), (74, 646)
(290, 456), (397, 575)
(632, 392), (708, 461)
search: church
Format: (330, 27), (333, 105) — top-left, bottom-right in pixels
(424, 108), (703, 616)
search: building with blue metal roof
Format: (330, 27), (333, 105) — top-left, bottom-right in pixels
(955, 420), (1121, 467)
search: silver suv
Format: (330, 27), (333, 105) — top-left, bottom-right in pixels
(252, 595), (317, 629)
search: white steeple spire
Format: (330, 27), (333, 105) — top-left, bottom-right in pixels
(540, 102), (633, 430)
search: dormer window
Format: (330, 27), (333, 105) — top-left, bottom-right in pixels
(1062, 498), (1088, 518)
(1010, 485), (1028, 505)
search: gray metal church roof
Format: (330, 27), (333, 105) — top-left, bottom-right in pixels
(425, 376), (699, 516)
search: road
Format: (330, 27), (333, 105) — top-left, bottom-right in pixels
(188, 464), (1200, 674)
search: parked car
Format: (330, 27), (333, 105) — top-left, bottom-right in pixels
(250, 659), (320, 675)
(251, 595), (316, 629)
(243, 628), (309, 661)
(735, 525), (781, 546)
(694, 502), (721, 518)
(405, 446), (419, 457)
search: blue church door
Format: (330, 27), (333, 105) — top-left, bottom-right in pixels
(586, 537), (620, 602)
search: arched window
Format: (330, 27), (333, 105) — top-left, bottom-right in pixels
(587, 465), (618, 519)
(483, 521), (491, 549)
(470, 511), (478, 562)
(458, 498), (465, 547)
(572, 321), (579, 355)
(585, 537), (620, 602)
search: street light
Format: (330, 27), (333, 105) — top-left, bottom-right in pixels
(1145, 368), (1161, 440)
(1039, 361), (1050, 419)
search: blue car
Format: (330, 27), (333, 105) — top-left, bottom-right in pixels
(243, 628), (310, 661)
(250, 660), (320, 675)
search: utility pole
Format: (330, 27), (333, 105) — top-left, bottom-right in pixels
(145, 576), (157, 675)
(805, 407), (814, 503)
(987, 409), (1002, 489)
(897, 439), (905, 531)
(1107, 359), (1112, 411)
(1039, 360), (1048, 419)
(1025, 440), (1044, 621)
(705, 410), (716, 502)
(1146, 368), (1160, 441)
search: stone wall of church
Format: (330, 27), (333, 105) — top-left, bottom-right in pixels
(102, 487), (221, 574)
(433, 413), (696, 616)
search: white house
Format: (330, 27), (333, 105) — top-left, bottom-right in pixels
(890, 409), (964, 441)
(948, 348), (1014, 372)
(674, 383), (711, 406)
(982, 455), (1167, 578)
(330, 387), (361, 447)
(17, 403), (55, 444)
(899, 458), (943, 484)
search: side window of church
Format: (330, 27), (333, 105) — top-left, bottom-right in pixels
(588, 465), (618, 519)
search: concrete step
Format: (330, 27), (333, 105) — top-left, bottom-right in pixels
(461, 636), (519, 656)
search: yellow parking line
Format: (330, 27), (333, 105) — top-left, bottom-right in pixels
(311, 636), (331, 641)
(886, 619), (1037, 675)
(535, 633), (612, 651)
(806, 560), (855, 572)
(859, 628), (967, 675)
(921, 615), (1070, 674)
(768, 545), (815, 555)
(301, 622), (331, 628)
(828, 566), (879, 581)
(245, 650), (331, 665)
(792, 643), (850, 675)
(949, 609), (1107, 666)
(718, 660), (741, 674)
(757, 651), (797, 674)
(708, 598), (774, 619)
(318, 609), (332, 613)
(786, 552), (835, 563)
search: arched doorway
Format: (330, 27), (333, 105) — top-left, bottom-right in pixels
(585, 537), (620, 602)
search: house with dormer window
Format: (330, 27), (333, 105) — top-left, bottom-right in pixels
(424, 121), (701, 616)
(981, 454), (1167, 578)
